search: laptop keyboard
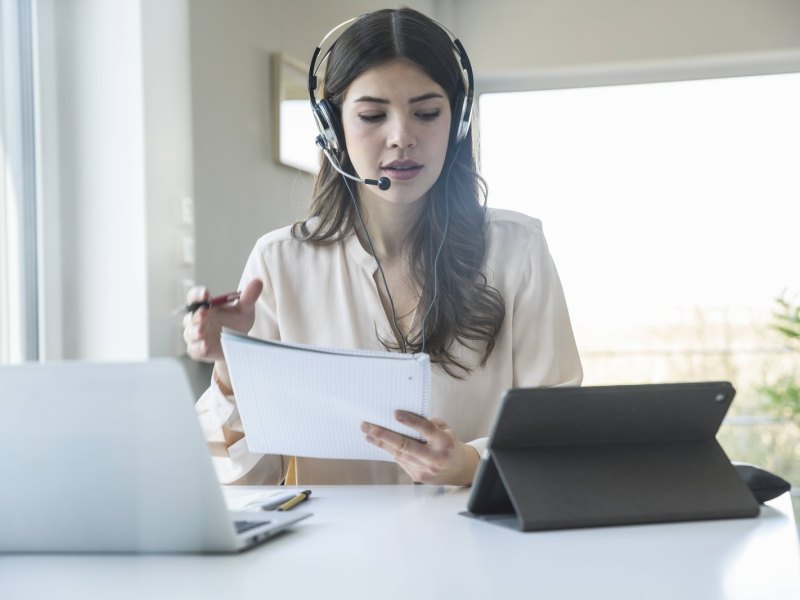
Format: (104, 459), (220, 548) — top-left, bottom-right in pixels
(235, 520), (270, 534)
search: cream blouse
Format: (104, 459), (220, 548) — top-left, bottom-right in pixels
(195, 208), (582, 485)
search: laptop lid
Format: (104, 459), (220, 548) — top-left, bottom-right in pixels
(0, 358), (309, 553)
(466, 382), (759, 530)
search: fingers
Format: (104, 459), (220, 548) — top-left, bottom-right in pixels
(363, 415), (476, 485)
(361, 414), (453, 456)
(239, 279), (264, 309)
(184, 313), (217, 362)
(182, 306), (200, 328)
(395, 411), (448, 444)
(186, 339), (211, 361)
(361, 421), (420, 452)
(361, 421), (430, 463)
(186, 285), (208, 306)
(182, 279), (263, 362)
(182, 285), (217, 362)
(183, 286), (208, 329)
(430, 417), (450, 431)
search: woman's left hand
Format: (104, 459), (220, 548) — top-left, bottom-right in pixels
(361, 411), (480, 486)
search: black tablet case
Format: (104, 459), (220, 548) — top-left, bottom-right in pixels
(465, 383), (759, 531)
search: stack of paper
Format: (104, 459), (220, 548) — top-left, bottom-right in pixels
(221, 330), (431, 461)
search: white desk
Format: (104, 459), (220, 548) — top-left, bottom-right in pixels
(1, 486), (799, 600)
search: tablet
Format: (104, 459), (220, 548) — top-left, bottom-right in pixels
(465, 382), (759, 531)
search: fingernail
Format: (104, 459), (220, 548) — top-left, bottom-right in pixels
(360, 422), (369, 433)
(395, 411), (407, 422)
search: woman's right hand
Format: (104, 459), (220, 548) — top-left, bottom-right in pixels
(182, 278), (264, 363)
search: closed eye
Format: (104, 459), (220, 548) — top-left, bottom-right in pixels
(358, 113), (385, 123)
(416, 109), (441, 121)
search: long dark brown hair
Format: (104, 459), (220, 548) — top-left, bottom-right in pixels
(292, 8), (504, 377)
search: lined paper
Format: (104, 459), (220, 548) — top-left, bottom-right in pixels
(221, 330), (431, 461)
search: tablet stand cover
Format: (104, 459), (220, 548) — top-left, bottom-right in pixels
(465, 383), (759, 531)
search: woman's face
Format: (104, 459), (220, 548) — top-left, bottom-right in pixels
(340, 59), (452, 206)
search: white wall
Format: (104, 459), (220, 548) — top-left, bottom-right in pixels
(449, 0), (800, 75)
(37, 0), (194, 360)
(141, 0), (195, 357)
(38, 0), (148, 360)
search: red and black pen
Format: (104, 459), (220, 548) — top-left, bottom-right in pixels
(185, 291), (241, 314)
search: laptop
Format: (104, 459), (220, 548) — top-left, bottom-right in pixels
(0, 358), (311, 553)
(465, 382), (760, 531)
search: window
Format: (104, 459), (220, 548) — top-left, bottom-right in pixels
(0, 171), (19, 364)
(479, 73), (800, 484)
(1, 0), (39, 364)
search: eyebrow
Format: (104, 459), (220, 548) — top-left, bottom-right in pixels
(353, 92), (445, 104)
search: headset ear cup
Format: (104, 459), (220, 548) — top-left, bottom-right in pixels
(452, 89), (470, 144)
(318, 99), (345, 156)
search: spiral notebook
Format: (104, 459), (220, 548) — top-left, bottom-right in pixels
(221, 330), (431, 461)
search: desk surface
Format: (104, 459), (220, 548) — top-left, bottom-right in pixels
(2, 485), (799, 600)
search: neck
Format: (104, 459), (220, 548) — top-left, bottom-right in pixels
(354, 187), (425, 262)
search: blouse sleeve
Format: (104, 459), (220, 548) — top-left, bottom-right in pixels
(193, 241), (288, 485)
(511, 223), (583, 389)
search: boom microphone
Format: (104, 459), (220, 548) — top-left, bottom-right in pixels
(316, 136), (391, 191)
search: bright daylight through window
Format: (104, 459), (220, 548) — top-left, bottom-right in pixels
(480, 72), (800, 484)
(1, 0), (38, 365)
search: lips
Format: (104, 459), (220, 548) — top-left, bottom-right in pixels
(381, 160), (423, 181)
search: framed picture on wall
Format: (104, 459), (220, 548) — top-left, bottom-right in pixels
(271, 53), (319, 174)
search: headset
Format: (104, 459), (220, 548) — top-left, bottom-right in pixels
(307, 15), (475, 164)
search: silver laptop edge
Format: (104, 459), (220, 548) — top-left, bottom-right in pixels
(0, 358), (310, 553)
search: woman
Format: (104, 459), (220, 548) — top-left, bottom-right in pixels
(184, 8), (582, 486)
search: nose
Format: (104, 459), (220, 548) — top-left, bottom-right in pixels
(386, 116), (416, 149)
